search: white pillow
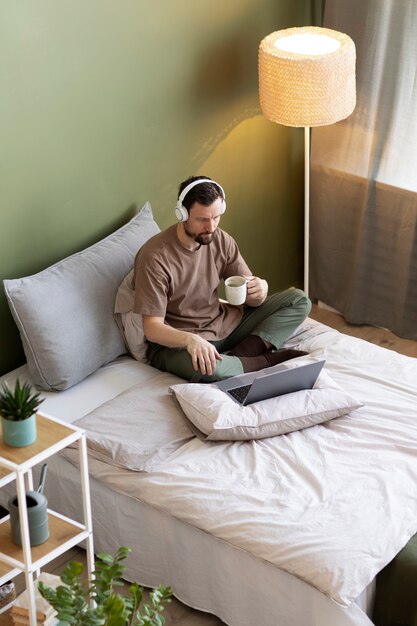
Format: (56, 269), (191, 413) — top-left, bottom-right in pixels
(170, 362), (363, 441)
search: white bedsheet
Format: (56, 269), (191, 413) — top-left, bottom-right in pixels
(0, 355), (149, 423)
(62, 320), (417, 608)
(3, 319), (416, 626)
(44, 451), (375, 626)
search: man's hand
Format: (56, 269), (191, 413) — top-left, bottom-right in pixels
(186, 334), (223, 375)
(143, 316), (223, 375)
(244, 276), (268, 306)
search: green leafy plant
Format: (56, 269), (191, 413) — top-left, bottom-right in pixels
(38, 547), (172, 626)
(0, 379), (44, 421)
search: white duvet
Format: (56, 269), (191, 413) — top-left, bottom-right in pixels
(67, 321), (417, 607)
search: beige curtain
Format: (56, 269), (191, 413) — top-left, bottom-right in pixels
(310, 0), (417, 340)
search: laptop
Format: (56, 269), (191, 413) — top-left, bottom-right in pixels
(215, 359), (325, 406)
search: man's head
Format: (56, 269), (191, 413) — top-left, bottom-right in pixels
(177, 176), (226, 246)
(177, 176), (225, 212)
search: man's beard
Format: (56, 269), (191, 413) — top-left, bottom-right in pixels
(184, 225), (213, 246)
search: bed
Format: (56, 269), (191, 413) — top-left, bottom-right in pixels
(1, 203), (417, 626)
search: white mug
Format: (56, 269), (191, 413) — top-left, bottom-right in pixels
(225, 276), (247, 305)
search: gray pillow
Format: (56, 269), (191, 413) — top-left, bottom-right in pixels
(3, 202), (160, 391)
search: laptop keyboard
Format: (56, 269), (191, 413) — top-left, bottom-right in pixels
(227, 384), (252, 404)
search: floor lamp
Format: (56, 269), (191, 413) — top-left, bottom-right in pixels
(258, 26), (356, 296)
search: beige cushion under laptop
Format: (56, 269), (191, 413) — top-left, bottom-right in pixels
(170, 359), (363, 441)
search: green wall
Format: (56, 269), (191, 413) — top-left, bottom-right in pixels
(0, 0), (319, 376)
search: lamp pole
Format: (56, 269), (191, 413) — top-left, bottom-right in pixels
(304, 126), (310, 296)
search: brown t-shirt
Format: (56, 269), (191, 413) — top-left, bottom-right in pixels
(133, 225), (251, 340)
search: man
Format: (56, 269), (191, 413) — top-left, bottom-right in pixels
(133, 175), (311, 382)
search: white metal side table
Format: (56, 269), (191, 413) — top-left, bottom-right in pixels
(0, 412), (94, 626)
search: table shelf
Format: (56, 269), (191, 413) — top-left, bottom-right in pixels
(0, 412), (94, 625)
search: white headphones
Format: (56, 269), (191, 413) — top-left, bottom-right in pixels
(174, 178), (226, 222)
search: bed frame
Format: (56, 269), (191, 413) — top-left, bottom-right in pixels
(2, 206), (416, 626)
(0, 340), (379, 626)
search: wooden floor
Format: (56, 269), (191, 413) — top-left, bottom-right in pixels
(8, 545), (225, 626)
(4, 307), (417, 625)
(310, 303), (417, 358)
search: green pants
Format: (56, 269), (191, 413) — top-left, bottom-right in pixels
(147, 288), (311, 382)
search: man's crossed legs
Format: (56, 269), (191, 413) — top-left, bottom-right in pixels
(147, 288), (311, 382)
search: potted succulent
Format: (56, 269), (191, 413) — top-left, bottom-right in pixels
(0, 379), (44, 447)
(38, 546), (172, 626)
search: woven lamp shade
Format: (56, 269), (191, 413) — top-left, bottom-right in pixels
(259, 26), (356, 127)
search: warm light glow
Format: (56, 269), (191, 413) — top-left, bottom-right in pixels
(259, 26), (356, 127)
(274, 33), (341, 56)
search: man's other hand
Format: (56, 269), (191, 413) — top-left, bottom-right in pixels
(244, 276), (268, 306)
(186, 334), (223, 376)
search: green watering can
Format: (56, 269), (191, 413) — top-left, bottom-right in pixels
(8, 464), (49, 546)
